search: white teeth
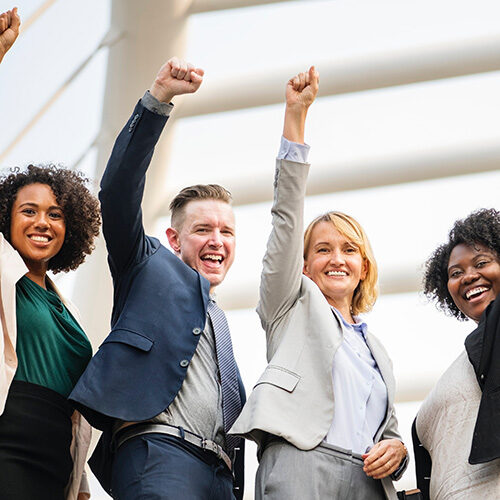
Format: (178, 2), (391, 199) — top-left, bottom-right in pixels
(327, 271), (347, 276)
(466, 287), (488, 299)
(203, 254), (222, 261)
(30, 235), (49, 242)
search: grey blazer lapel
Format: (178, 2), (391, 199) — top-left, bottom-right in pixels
(364, 332), (395, 405)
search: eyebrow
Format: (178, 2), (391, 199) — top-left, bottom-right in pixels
(314, 241), (357, 247)
(193, 222), (234, 230)
(18, 202), (63, 210)
(448, 253), (493, 271)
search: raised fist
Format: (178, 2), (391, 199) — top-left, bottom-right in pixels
(286, 66), (319, 108)
(150, 56), (204, 103)
(0, 7), (21, 63)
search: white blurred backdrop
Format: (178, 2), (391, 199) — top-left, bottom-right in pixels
(1, 0), (499, 497)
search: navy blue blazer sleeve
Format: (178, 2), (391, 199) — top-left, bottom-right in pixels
(99, 101), (169, 275)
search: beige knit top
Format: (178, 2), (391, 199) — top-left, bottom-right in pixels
(416, 351), (500, 499)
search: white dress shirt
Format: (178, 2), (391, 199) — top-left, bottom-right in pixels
(325, 308), (387, 454)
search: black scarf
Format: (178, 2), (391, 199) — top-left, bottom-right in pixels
(464, 293), (500, 464)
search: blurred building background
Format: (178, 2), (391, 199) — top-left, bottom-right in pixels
(1, 0), (500, 497)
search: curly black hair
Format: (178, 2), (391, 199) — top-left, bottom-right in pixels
(423, 208), (500, 320)
(0, 164), (101, 273)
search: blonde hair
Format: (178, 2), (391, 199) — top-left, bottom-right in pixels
(303, 211), (378, 315)
(169, 184), (232, 230)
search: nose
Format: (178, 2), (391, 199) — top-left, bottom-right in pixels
(329, 249), (345, 266)
(462, 268), (480, 285)
(34, 212), (50, 229)
(208, 229), (223, 248)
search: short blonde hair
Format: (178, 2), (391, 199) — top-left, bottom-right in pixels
(169, 184), (232, 230)
(303, 211), (378, 315)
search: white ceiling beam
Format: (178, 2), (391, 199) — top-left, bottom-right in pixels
(0, 30), (122, 165)
(189, 0), (291, 14)
(71, 0), (192, 348)
(20, 0), (58, 33)
(158, 139), (500, 215)
(176, 34), (500, 118)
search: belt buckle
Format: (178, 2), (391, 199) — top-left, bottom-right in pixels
(201, 439), (222, 458)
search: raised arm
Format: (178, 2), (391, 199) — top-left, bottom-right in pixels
(99, 57), (203, 274)
(283, 66), (319, 143)
(257, 67), (319, 327)
(0, 7), (20, 64)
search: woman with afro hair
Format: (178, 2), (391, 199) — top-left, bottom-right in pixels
(0, 164), (100, 500)
(413, 208), (500, 499)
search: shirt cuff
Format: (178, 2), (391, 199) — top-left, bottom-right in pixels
(391, 448), (409, 481)
(277, 136), (310, 163)
(141, 90), (174, 116)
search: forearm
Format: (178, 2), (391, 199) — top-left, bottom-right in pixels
(283, 104), (309, 144)
(99, 98), (170, 270)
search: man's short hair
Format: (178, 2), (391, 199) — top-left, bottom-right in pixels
(169, 184), (232, 229)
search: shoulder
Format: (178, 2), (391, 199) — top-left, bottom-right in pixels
(0, 232), (28, 275)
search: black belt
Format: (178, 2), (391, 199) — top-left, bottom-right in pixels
(114, 423), (233, 471)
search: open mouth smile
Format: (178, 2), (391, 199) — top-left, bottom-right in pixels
(326, 270), (347, 276)
(201, 254), (224, 267)
(28, 234), (52, 243)
(464, 286), (490, 301)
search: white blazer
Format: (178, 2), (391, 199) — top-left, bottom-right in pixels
(0, 233), (91, 500)
(230, 159), (405, 499)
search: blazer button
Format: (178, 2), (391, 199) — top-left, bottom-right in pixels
(128, 114), (139, 132)
(192, 327), (202, 335)
(180, 359), (189, 368)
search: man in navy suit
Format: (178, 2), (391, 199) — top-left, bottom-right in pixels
(70, 57), (245, 500)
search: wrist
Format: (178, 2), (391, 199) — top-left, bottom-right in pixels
(285, 102), (309, 116)
(283, 106), (307, 144)
(150, 81), (175, 104)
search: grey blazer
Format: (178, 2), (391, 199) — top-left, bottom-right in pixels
(230, 159), (405, 499)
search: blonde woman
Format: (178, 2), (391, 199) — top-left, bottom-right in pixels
(231, 67), (408, 499)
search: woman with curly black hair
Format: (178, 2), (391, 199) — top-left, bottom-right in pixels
(413, 208), (500, 499)
(0, 164), (100, 500)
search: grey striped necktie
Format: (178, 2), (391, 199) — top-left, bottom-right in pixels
(207, 299), (242, 453)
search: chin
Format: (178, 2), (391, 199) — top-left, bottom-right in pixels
(208, 278), (223, 289)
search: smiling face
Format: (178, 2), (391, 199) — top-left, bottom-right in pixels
(166, 199), (235, 291)
(303, 221), (367, 315)
(10, 183), (66, 274)
(447, 242), (500, 322)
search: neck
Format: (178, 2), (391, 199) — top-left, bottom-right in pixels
(327, 297), (354, 323)
(24, 261), (48, 289)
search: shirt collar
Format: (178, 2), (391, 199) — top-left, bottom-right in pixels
(331, 306), (368, 337)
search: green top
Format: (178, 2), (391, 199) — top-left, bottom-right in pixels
(14, 275), (92, 397)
